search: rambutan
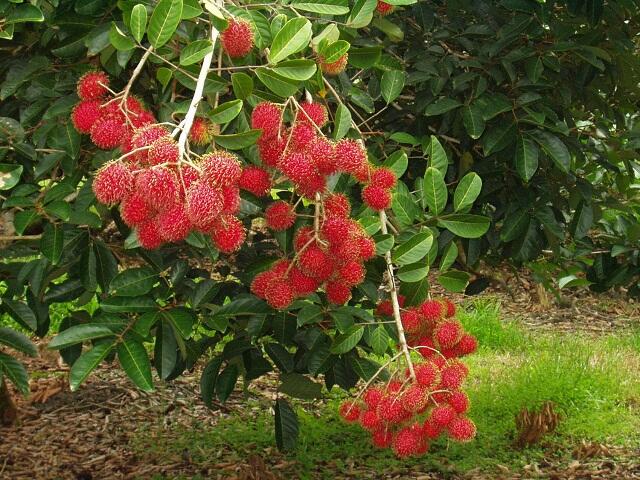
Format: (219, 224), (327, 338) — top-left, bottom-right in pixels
(77, 71), (109, 100)
(210, 215), (245, 253)
(422, 418), (442, 439)
(251, 102), (282, 139)
(92, 161), (133, 205)
(264, 281), (294, 309)
(376, 1), (394, 16)
(324, 193), (351, 218)
(392, 424), (424, 458)
(319, 53), (348, 76)
(130, 109), (156, 128)
(326, 281), (352, 305)
(296, 172), (326, 198)
(356, 235), (376, 260)
(401, 385), (429, 413)
(431, 405), (456, 427)
(293, 226), (315, 251)
(337, 261), (365, 287)
(434, 320), (463, 349)
(299, 101), (328, 128)
(443, 298), (456, 317)
(185, 181), (224, 229)
(120, 193), (152, 227)
(370, 167), (397, 189)
(278, 152), (317, 186)
(131, 125), (170, 163)
(221, 18), (254, 58)
(372, 428), (393, 448)
(137, 218), (163, 250)
(289, 267), (319, 296)
(456, 334), (478, 356)
(414, 362), (439, 388)
(363, 387), (384, 409)
(72, 100), (102, 134)
(335, 139), (368, 179)
(156, 204), (192, 242)
(299, 246), (333, 280)
(175, 164), (200, 194)
(440, 363), (467, 390)
(375, 295), (406, 316)
(321, 217), (352, 245)
(201, 151), (242, 188)
(307, 137), (337, 176)
(90, 116), (127, 150)
(401, 309), (423, 335)
(221, 185), (241, 214)
(449, 391), (470, 414)
(447, 417), (476, 442)
(265, 201), (296, 231)
(147, 136), (179, 165)
(420, 300), (444, 323)
(189, 117), (212, 146)
(251, 269), (278, 299)
(377, 397), (409, 424)
(136, 167), (180, 211)
(362, 185), (392, 211)
(238, 166), (271, 196)
(415, 337), (437, 359)
(360, 410), (381, 431)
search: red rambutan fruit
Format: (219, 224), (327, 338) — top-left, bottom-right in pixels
(362, 185), (392, 211)
(306, 137), (337, 176)
(299, 101), (328, 128)
(72, 100), (102, 134)
(414, 362), (440, 388)
(401, 385), (429, 413)
(375, 295), (405, 317)
(401, 308), (423, 335)
(257, 136), (286, 167)
(293, 226), (315, 251)
(324, 193), (351, 218)
(77, 71), (109, 100)
(455, 334), (478, 356)
(137, 218), (163, 250)
(434, 320), (463, 349)
(189, 117), (212, 146)
(289, 267), (319, 296)
(370, 167), (397, 189)
(392, 424), (423, 458)
(251, 102), (282, 139)
(175, 164), (200, 194)
(443, 298), (456, 317)
(185, 181), (224, 229)
(321, 217), (352, 245)
(201, 151), (242, 188)
(363, 387), (384, 409)
(431, 405), (456, 427)
(339, 401), (361, 422)
(93, 161), (133, 205)
(136, 166), (180, 211)
(251, 269), (278, 299)
(420, 300), (444, 324)
(120, 193), (152, 227)
(290, 122), (317, 150)
(221, 185), (241, 214)
(377, 397), (409, 424)
(296, 172), (326, 198)
(447, 417), (476, 442)
(319, 54), (348, 76)
(356, 235), (376, 260)
(372, 428), (393, 448)
(326, 281), (352, 305)
(335, 139), (368, 178)
(209, 215), (246, 253)
(90, 116), (126, 150)
(131, 109), (156, 128)
(360, 410), (381, 431)
(238, 166), (271, 197)
(264, 282), (294, 309)
(449, 391), (470, 414)
(337, 261), (365, 287)
(265, 201), (296, 231)
(131, 125), (170, 163)
(440, 363), (468, 390)
(376, 1), (394, 16)
(422, 418), (442, 439)
(147, 136), (179, 165)
(415, 337), (437, 359)
(299, 246), (333, 280)
(156, 204), (192, 242)
(221, 18), (254, 58)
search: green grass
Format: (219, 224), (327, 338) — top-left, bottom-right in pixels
(131, 298), (640, 478)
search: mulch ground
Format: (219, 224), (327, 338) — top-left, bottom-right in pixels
(1, 270), (640, 480)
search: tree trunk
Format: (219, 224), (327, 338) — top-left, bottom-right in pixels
(0, 377), (18, 426)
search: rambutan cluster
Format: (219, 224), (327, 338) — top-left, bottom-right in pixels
(251, 193), (375, 310)
(75, 72), (247, 253)
(376, 1), (394, 16)
(340, 299), (477, 458)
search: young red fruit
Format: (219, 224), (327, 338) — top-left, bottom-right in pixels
(299, 101), (328, 128)
(392, 424), (424, 458)
(147, 136), (179, 165)
(257, 136), (286, 167)
(299, 246), (333, 280)
(362, 185), (392, 211)
(265, 201), (296, 231)
(221, 185), (241, 214)
(238, 166), (271, 196)
(72, 100), (102, 134)
(185, 181), (224, 229)
(447, 417), (476, 442)
(337, 261), (365, 287)
(90, 117), (126, 150)
(370, 167), (397, 189)
(372, 428), (393, 448)
(120, 193), (152, 227)
(376, 1), (394, 16)
(339, 401), (361, 423)
(189, 117), (212, 146)
(77, 71), (109, 100)
(414, 362), (439, 388)
(449, 391), (470, 414)
(324, 193), (351, 218)
(401, 385), (428, 413)
(431, 405), (456, 427)
(290, 122), (316, 149)
(319, 54), (348, 76)
(401, 309), (422, 335)
(326, 281), (352, 305)
(363, 387), (384, 409)
(434, 320), (463, 349)
(156, 204), (192, 242)
(251, 102), (282, 139)
(456, 334), (478, 356)
(210, 215), (245, 253)
(131, 125), (170, 163)
(289, 267), (319, 296)
(137, 218), (163, 250)
(360, 410), (381, 431)
(221, 18), (254, 58)
(136, 167), (180, 211)
(335, 139), (368, 179)
(420, 300), (444, 324)
(201, 151), (242, 188)
(93, 161), (133, 205)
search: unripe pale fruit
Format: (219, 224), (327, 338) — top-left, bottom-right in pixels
(221, 18), (254, 58)
(319, 54), (348, 76)
(93, 161), (133, 205)
(77, 71), (109, 100)
(72, 100), (102, 134)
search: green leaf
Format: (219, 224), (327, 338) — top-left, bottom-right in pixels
(392, 191), (419, 225)
(109, 267), (157, 297)
(13, 209), (40, 235)
(109, 22), (135, 51)
(200, 356), (222, 408)
(482, 122), (516, 155)
(422, 167), (447, 215)
(0, 327), (36, 357)
(425, 98), (462, 116)
(350, 356), (384, 381)
(179, 39), (213, 65)
(49, 325), (116, 350)
(333, 104), (351, 140)
(392, 231), (434, 265)
(255, 68), (299, 97)
(438, 270), (471, 293)
(438, 214), (490, 239)
(500, 209), (530, 242)
(380, 70), (405, 103)
(265, 343), (294, 372)
(319, 40), (350, 63)
(209, 99), (243, 124)
(384, 150), (408, 178)
(182, 0), (203, 18)
(0, 353), (29, 395)
(100, 296), (157, 313)
(290, 0), (349, 15)
(453, 172), (482, 213)
(118, 338), (154, 392)
(1, 299), (37, 331)
(461, 104), (486, 139)
(213, 129), (261, 150)
(156, 67), (172, 89)
(348, 46), (382, 68)
(231, 73), (253, 100)
(330, 326), (364, 354)
(40, 223), (63, 265)
(426, 135), (448, 175)
(279, 373), (322, 399)
(400, 276), (429, 306)
(374, 233), (395, 255)
(6, 4), (44, 24)
(372, 17), (404, 42)
(515, 136), (539, 182)
(297, 304), (323, 326)
(570, 201), (593, 240)
(439, 242), (458, 271)
(274, 398), (299, 451)
(148, 0), (183, 48)
(130, 4), (148, 43)
(70, 340), (115, 391)
(347, 0), (377, 28)
(0, 164), (23, 190)
(397, 262), (429, 282)
(530, 131), (571, 173)
(369, 326), (390, 355)
(216, 364), (238, 402)
(161, 308), (195, 339)
(268, 17), (312, 64)
(271, 60), (317, 81)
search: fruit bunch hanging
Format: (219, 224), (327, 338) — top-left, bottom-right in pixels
(340, 298), (478, 457)
(72, 71), (245, 252)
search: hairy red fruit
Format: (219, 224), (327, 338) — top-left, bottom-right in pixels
(289, 267), (319, 296)
(93, 161), (133, 205)
(264, 282), (294, 310)
(293, 226), (314, 251)
(120, 193), (152, 227)
(175, 164), (200, 194)
(221, 18), (254, 58)
(296, 172), (326, 198)
(420, 300), (444, 323)
(375, 295), (406, 316)
(299, 101), (328, 128)
(401, 385), (429, 413)
(335, 139), (368, 178)
(392, 424), (424, 458)
(307, 137), (337, 176)
(131, 125), (170, 163)
(372, 428), (393, 448)
(387, 380), (403, 395)
(251, 269), (279, 299)
(360, 410), (381, 431)
(72, 100), (102, 134)
(201, 151), (242, 188)
(330, 240), (360, 264)
(370, 167), (397, 189)
(210, 215), (245, 253)
(265, 201), (296, 231)
(148, 136), (179, 165)
(319, 53), (348, 76)
(299, 246), (333, 280)
(431, 405), (456, 427)
(131, 110), (156, 128)
(278, 152), (316, 184)
(414, 337), (436, 358)
(321, 217), (352, 245)
(101, 102), (126, 123)
(77, 71), (109, 100)
(449, 391), (470, 414)
(435, 320), (463, 349)
(356, 235), (376, 260)
(137, 167), (179, 211)
(251, 102), (282, 139)
(422, 418), (442, 439)
(443, 298), (456, 317)
(338, 261), (365, 287)
(414, 362), (439, 388)
(257, 136), (286, 168)
(456, 334), (478, 356)
(157, 204), (191, 242)
(363, 387), (384, 409)
(401, 309), (422, 335)
(326, 281), (352, 305)
(90, 117), (126, 150)
(221, 186), (241, 214)
(339, 401), (361, 423)
(185, 181), (224, 229)
(238, 166), (271, 196)
(447, 417), (476, 442)
(290, 122), (316, 149)
(189, 117), (212, 146)
(362, 185), (392, 211)
(440, 364), (467, 390)
(137, 219), (163, 250)
(376, 1), (394, 15)
(324, 193), (351, 218)
(377, 397), (408, 424)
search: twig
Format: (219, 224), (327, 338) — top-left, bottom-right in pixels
(0, 234), (42, 241)
(121, 47), (153, 103)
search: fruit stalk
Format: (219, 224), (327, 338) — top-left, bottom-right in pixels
(121, 46), (153, 104)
